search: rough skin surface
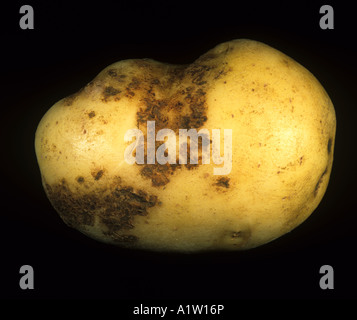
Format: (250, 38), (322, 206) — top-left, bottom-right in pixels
(35, 39), (336, 252)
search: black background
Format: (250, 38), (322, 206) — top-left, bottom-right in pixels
(0, 0), (356, 302)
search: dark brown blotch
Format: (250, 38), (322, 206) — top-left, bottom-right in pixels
(63, 89), (82, 106)
(140, 165), (171, 187)
(92, 170), (104, 181)
(101, 186), (159, 240)
(45, 179), (96, 228)
(126, 90), (135, 97)
(186, 64), (214, 84)
(107, 69), (117, 77)
(215, 177), (230, 188)
(44, 177), (160, 245)
(88, 111), (96, 118)
(299, 156), (304, 165)
(77, 176), (85, 183)
(128, 77), (141, 90)
(132, 59), (217, 188)
(103, 86), (121, 99)
(107, 69), (127, 82)
(112, 234), (138, 243)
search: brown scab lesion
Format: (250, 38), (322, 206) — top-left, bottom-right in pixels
(126, 90), (135, 97)
(299, 156), (304, 165)
(101, 185), (158, 241)
(44, 179), (96, 228)
(107, 69), (118, 77)
(186, 64), (214, 84)
(215, 177), (230, 188)
(120, 77), (142, 98)
(127, 77), (141, 90)
(44, 177), (160, 245)
(140, 165), (171, 187)
(214, 67), (231, 80)
(132, 63), (213, 187)
(105, 56), (232, 189)
(107, 69), (127, 82)
(92, 169), (104, 181)
(112, 234), (138, 243)
(102, 86), (121, 101)
(76, 176), (85, 183)
(282, 59), (290, 67)
(88, 111), (96, 118)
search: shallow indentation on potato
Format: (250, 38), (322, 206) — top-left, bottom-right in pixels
(313, 167), (328, 197)
(225, 229), (251, 248)
(327, 138), (332, 155)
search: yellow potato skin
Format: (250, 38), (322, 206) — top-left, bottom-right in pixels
(35, 39), (336, 252)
